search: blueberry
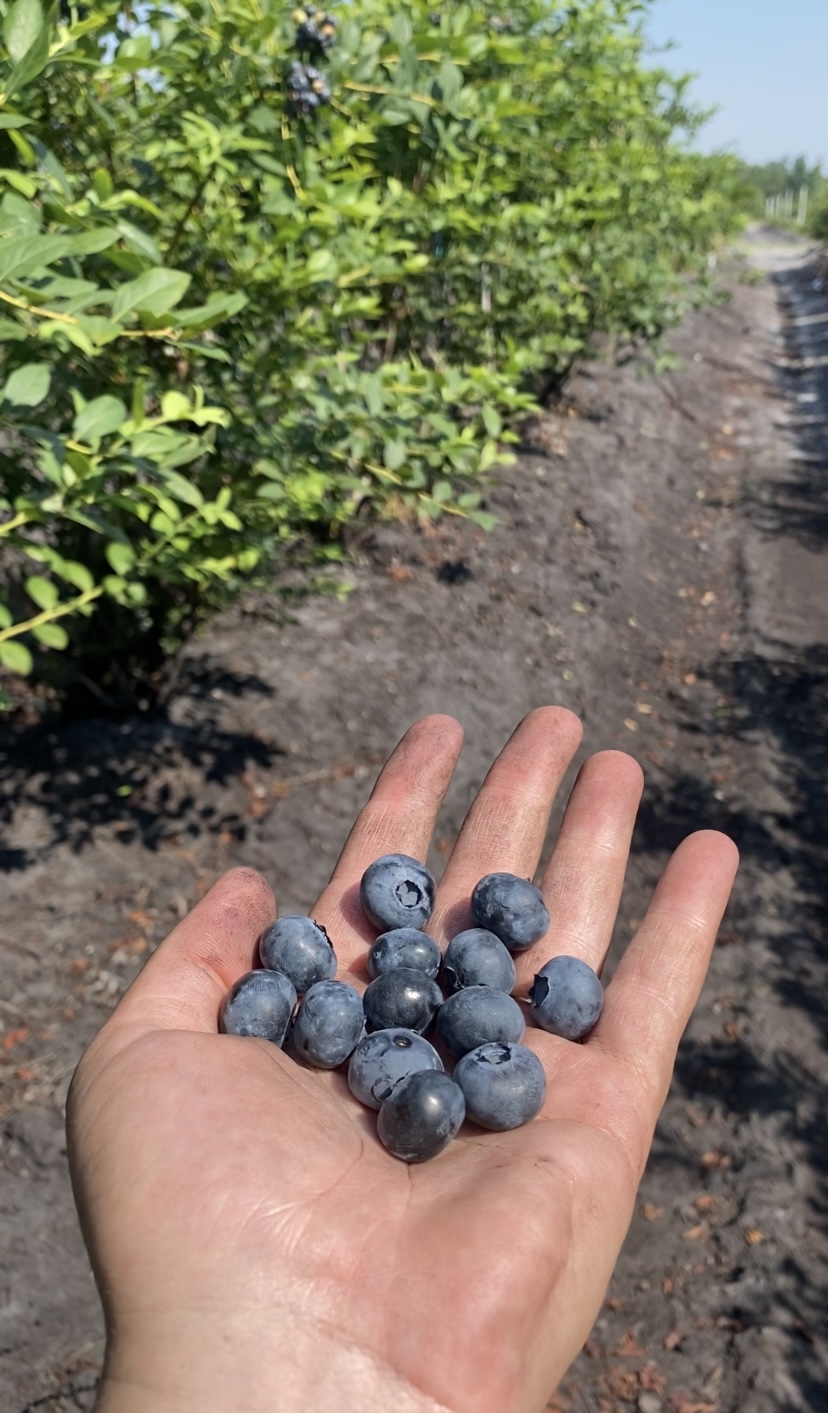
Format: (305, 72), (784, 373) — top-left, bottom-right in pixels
(471, 872), (550, 951)
(529, 955), (604, 1041)
(220, 969), (296, 1046)
(259, 916), (336, 994)
(436, 986), (525, 1058)
(377, 1071), (465, 1163)
(291, 980), (365, 1069)
(442, 928), (516, 993)
(363, 967), (443, 1034)
(454, 1042), (546, 1131)
(348, 1028), (443, 1110)
(367, 928), (441, 980)
(360, 853), (436, 932)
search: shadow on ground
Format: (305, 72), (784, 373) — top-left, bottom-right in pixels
(0, 657), (282, 868)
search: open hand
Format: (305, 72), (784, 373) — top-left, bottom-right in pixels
(67, 708), (738, 1413)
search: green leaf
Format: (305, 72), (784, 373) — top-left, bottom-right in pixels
(171, 292), (247, 328)
(160, 390), (192, 421)
(25, 574), (58, 610)
(92, 168), (114, 201)
(0, 234), (72, 284)
(105, 542), (135, 576)
(32, 622), (68, 649)
(102, 575), (128, 602)
(0, 112), (30, 130)
(306, 249), (334, 278)
(383, 440), (406, 471)
(156, 467), (203, 508)
(4, 20), (49, 95)
(66, 228), (120, 257)
(58, 561), (94, 593)
(73, 396), (127, 443)
(4, 0), (44, 64)
(2, 361), (50, 407)
(0, 639), (33, 674)
(111, 268), (192, 321)
(482, 404), (502, 438)
(115, 33), (153, 72)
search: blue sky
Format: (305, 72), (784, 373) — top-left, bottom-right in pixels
(644, 0), (827, 167)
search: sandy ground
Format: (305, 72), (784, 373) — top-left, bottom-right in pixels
(1, 228), (827, 1412)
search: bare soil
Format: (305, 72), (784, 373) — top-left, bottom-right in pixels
(2, 228), (827, 1413)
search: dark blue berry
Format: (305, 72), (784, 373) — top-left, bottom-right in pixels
(220, 969), (296, 1046)
(259, 916), (336, 995)
(367, 928), (441, 980)
(442, 928), (516, 993)
(529, 955), (604, 1041)
(471, 872), (550, 951)
(436, 986), (525, 1058)
(363, 967), (443, 1034)
(291, 980), (365, 1069)
(348, 1028), (443, 1110)
(377, 1070), (465, 1163)
(454, 1042), (546, 1131)
(360, 853), (436, 932)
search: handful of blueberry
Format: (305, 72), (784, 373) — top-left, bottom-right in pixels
(220, 854), (604, 1163)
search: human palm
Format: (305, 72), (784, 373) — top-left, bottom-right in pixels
(68, 709), (738, 1413)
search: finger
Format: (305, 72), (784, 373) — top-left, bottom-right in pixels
(592, 830), (739, 1115)
(103, 867), (276, 1037)
(432, 706), (583, 941)
(512, 751), (643, 989)
(312, 714), (465, 967)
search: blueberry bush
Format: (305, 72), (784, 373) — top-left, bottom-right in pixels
(0, 0), (745, 705)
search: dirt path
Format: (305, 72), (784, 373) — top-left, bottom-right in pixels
(2, 229), (827, 1412)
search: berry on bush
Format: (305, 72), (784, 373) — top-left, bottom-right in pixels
(285, 59), (331, 117)
(294, 7), (338, 59)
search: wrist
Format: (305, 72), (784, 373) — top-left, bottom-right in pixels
(96, 1308), (451, 1413)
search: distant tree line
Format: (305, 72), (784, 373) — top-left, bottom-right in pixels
(736, 155), (828, 238)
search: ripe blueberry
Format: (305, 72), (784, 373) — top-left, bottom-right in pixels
(348, 1028), (443, 1110)
(529, 955), (604, 1041)
(377, 1070), (465, 1163)
(367, 928), (441, 980)
(291, 980), (365, 1069)
(442, 928), (516, 993)
(363, 967), (443, 1034)
(436, 985), (525, 1057)
(259, 916), (336, 995)
(220, 969), (296, 1046)
(471, 872), (550, 951)
(360, 853), (436, 932)
(454, 1042), (546, 1131)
